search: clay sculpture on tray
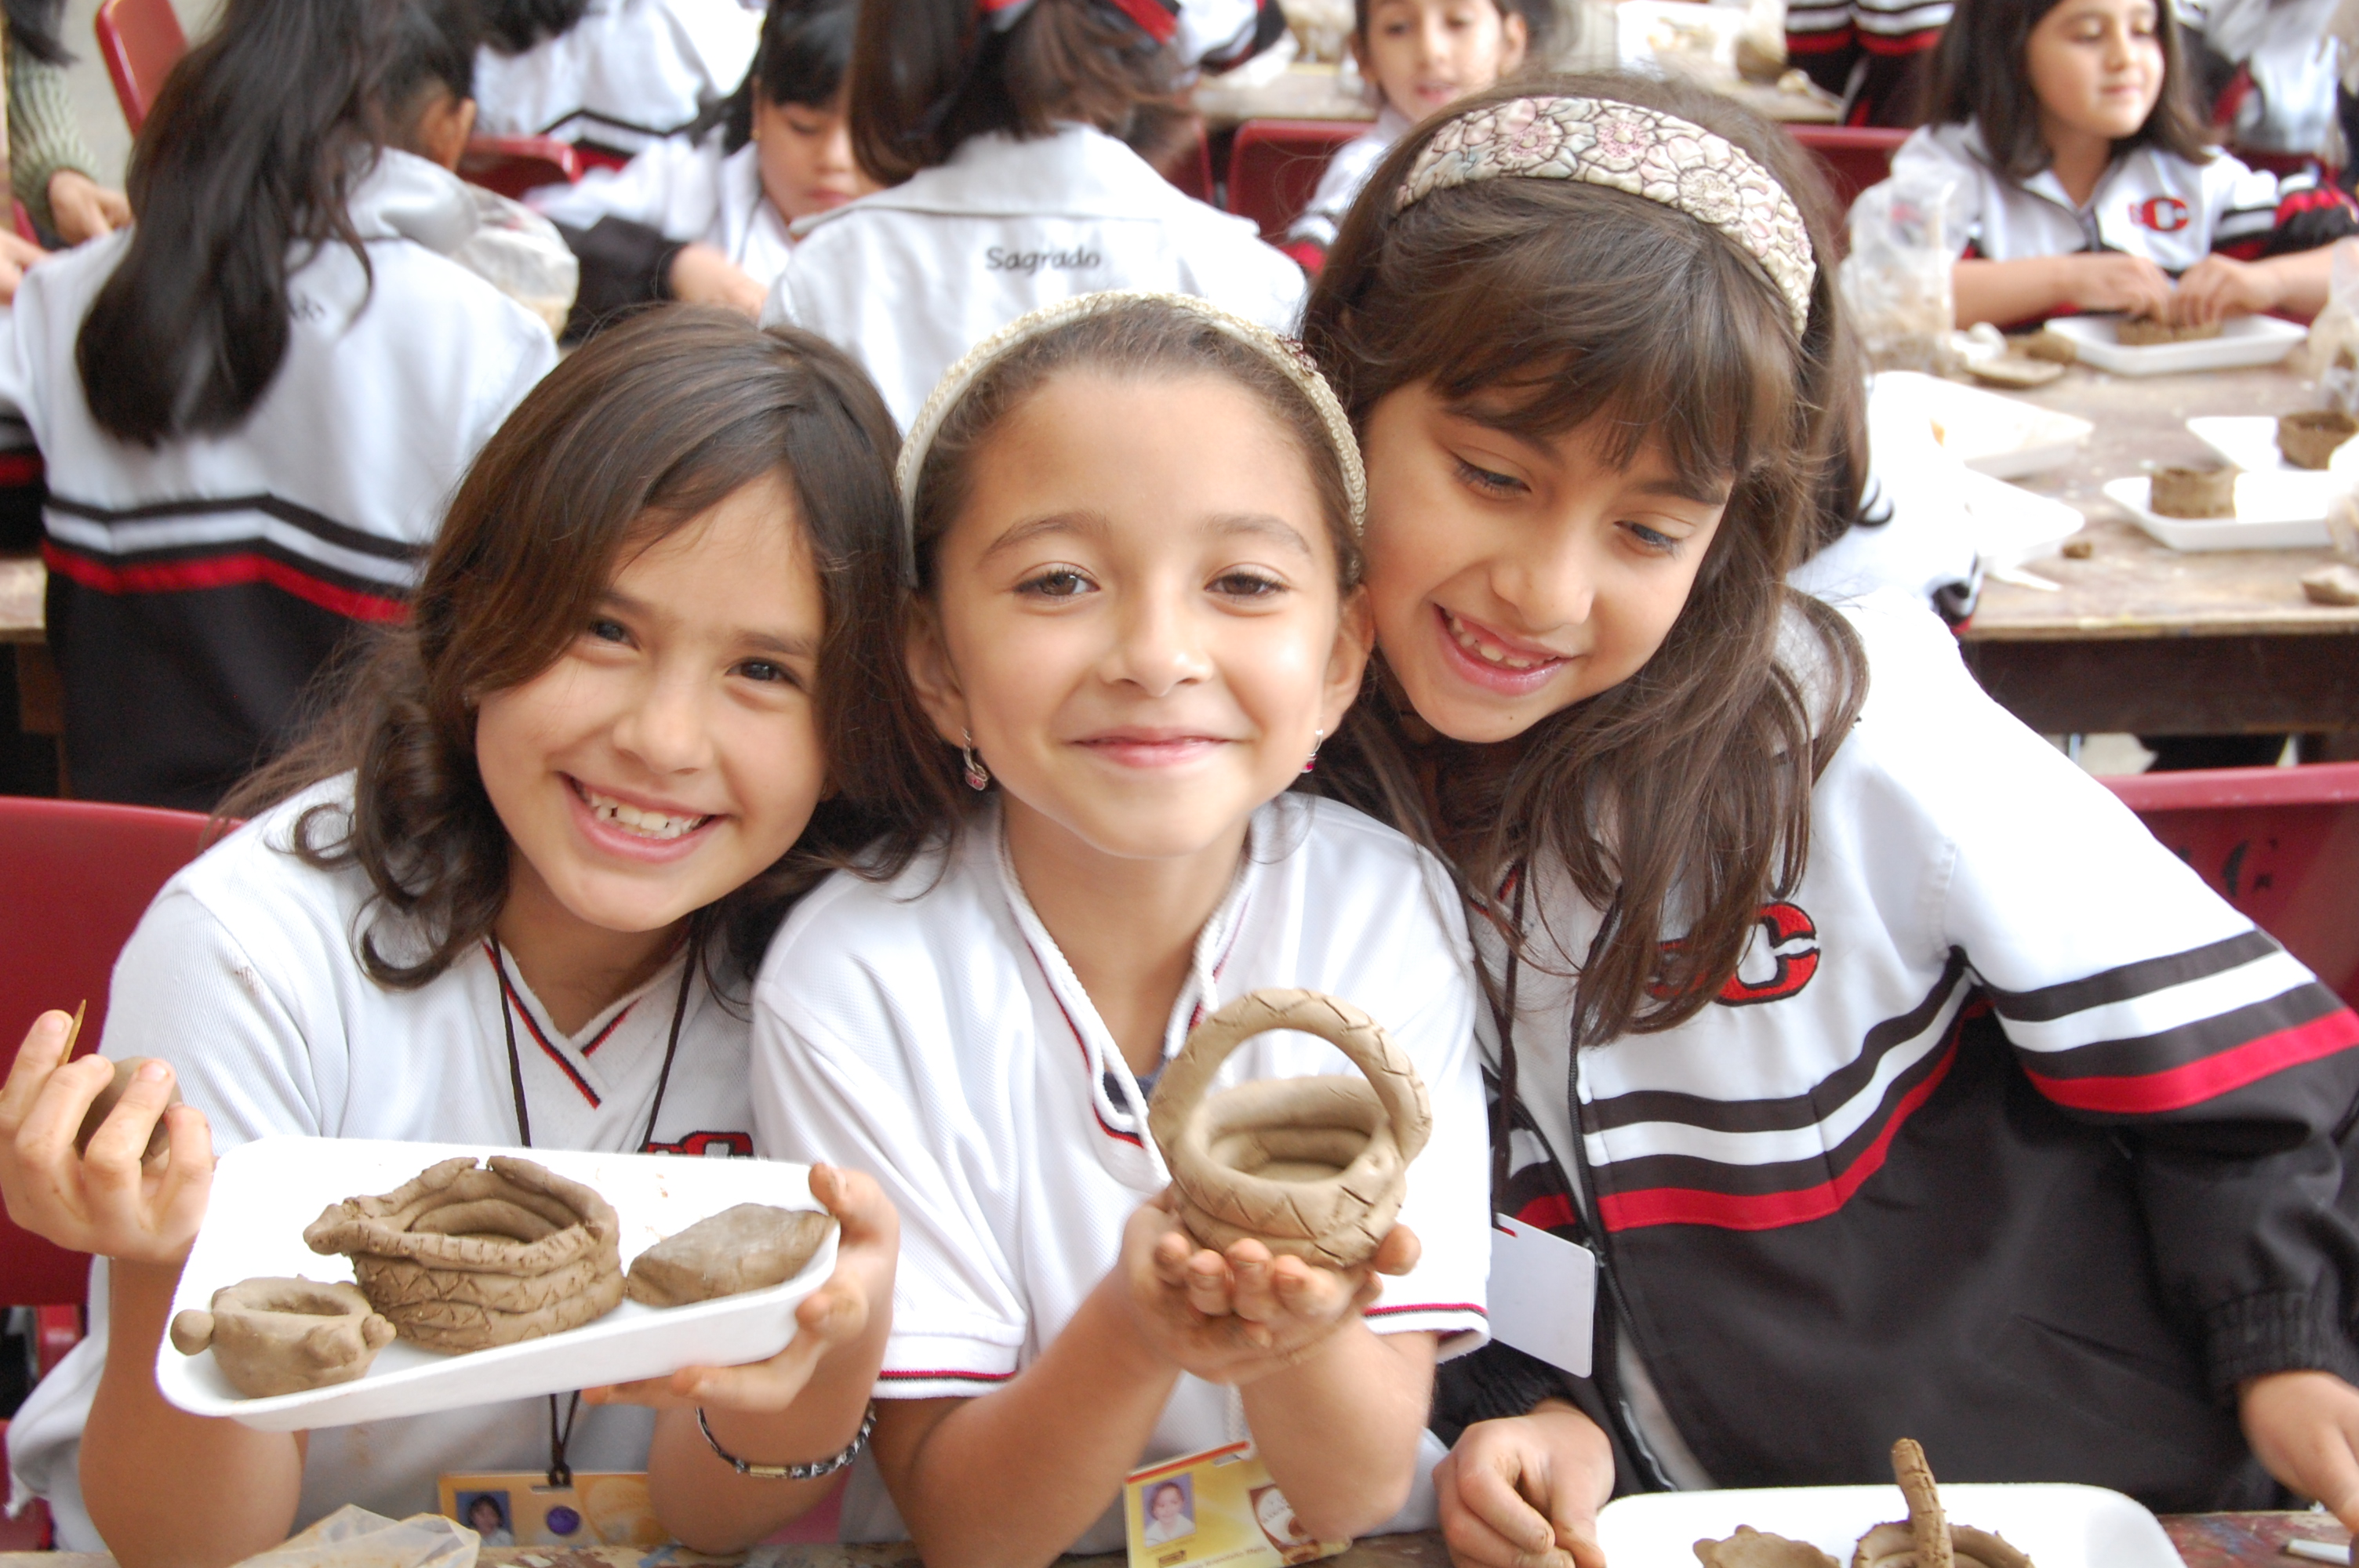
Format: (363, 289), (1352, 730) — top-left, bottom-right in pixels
(303, 1156), (623, 1353)
(2150, 463), (2238, 519)
(2278, 410), (2359, 469)
(1850, 1439), (2034, 1568)
(2117, 317), (2223, 346)
(1147, 988), (1431, 1271)
(625, 1203), (836, 1306)
(169, 1277), (396, 1398)
(1695, 1527), (1838, 1568)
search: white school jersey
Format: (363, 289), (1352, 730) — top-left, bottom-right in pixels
(753, 794), (1492, 1552)
(1287, 107), (1408, 250)
(6, 776), (760, 1549)
(532, 131), (794, 287)
(761, 124), (1309, 426)
(1886, 120), (2289, 269)
(473, 0), (760, 154)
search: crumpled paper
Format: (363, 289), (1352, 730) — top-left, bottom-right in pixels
(232, 1505), (479, 1568)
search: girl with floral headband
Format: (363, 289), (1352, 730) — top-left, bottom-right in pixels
(748, 291), (1493, 1564)
(1296, 72), (2359, 1564)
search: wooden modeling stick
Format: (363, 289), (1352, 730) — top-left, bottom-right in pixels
(1892, 1439), (1952, 1568)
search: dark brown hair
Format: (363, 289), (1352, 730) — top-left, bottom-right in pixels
(856, 296), (1367, 873)
(848, 0), (1186, 185)
(1300, 71), (1870, 1047)
(224, 307), (906, 987)
(1925, 0), (2211, 179)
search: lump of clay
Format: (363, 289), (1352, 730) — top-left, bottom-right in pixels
(2278, 410), (2359, 470)
(1698, 1527), (1838, 1568)
(1849, 1439), (2035, 1568)
(74, 1056), (180, 1163)
(626, 1203), (836, 1307)
(169, 1277), (394, 1399)
(1148, 988), (1431, 1270)
(303, 1156), (623, 1353)
(2150, 464), (2238, 519)
(2117, 317), (2223, 346)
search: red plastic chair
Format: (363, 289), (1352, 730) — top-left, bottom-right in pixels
(2101, 762), (2359, 1008)
(458, 135), (583, 199)
(1162, 129), (1217, 206)
(0, 798), (213, 1357)
(1786, 124), (1910, 212)
(93, 0), (185, 134)
(1226, 118), (1372, 242)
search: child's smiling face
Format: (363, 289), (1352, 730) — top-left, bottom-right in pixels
(474, 473), (831, 940)
(2026, 0), (2164, 148)
(910, 371), (1369, 866)
(1357, 382), (1727, 744)
(1355, 0), (1527, 125)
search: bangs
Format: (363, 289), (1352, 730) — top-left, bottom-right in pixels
(1372, 179), (1801, 500)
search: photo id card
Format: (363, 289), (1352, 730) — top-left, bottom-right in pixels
(1488, 1213), (1597, 1377)
(1124, 1442), (1348, 1568)
(438, 1470), (663, 1549)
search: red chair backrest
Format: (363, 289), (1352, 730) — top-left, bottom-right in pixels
(2101, 763), (2359, 1009)
(1227, 118), (1372, 242)
(94, 0), (188, 136)
(458, 134), (583, 200)
(0, 797), (213, 1306)
(1164, 129), (1217, 206)
(1787, 124), (1910, 213)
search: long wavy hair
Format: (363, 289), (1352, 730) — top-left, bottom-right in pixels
(223, 309), (906, 988)
(1300, 72), (1870, 1047)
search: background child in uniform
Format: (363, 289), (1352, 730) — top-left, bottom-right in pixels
(1881, 0), (2357, 328)
(474, 0), (761, 158)
(761, 0), (1307, 426)
(1296, 72), (2359, 1562)
(1281, 0), (1536, 269)
(0, 0), (557, 810)
(752, 292), (1492, 1560)
(0, 310), (906, 1566)
(535, 0), (873, 328)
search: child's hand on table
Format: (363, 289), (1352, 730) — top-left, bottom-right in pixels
(2055, 252), (2179, 319)
(2171, 254), (2282, 326)
(1118, 1189), (1415, 1385)
(2240, 1369), (2359, 1532)
(1435, 1401), (1614, 1568)
(586, 1163), (898, 1412)
(0, 1009), (213, 1266)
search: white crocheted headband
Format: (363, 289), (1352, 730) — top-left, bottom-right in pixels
(1398, 96), (1817, 336)
(895, 291), (1368, 585)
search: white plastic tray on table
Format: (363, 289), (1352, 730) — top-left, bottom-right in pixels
(2100, 474), (2336, 550)
(1598, 1483), (2179, 1568)
(2044, 314), (2306, 376)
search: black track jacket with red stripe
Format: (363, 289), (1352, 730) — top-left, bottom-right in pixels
(1437, 591), (2359, 1512)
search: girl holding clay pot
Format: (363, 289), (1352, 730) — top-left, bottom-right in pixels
(1297, 72), (2359, 1566)
(748, 292), (1492, 1565)
(0, 310), (906, 1566)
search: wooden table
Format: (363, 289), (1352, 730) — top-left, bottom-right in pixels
(0, 1513), (2344, 1568)
(1955, 362), (2359, 737)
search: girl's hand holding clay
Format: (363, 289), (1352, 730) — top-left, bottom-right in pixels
(0, 1010), (213, 1266)
(1436, 1402), (1614, 1568)
(586, 1163), (898, 1413)
(1120, 1190), (1415, 1383)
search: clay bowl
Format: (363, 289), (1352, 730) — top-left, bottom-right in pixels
(1148, 988), (1430, 1270)
(303, 1156), (623, 1353)
(2149, 463), (2238, 519)
(169, 1277), (394, 1399)
(2278, 410), (2359, 470)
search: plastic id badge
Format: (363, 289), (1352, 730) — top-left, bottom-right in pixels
(438, 1471), (664, 1549)
(1488, 1214), (1597, 1377)
(1125, 1442), (1349, 1568)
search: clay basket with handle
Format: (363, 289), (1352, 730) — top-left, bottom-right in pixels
(1147, 988), (1431, 1271)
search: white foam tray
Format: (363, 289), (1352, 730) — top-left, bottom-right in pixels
(1876, 371), (2094, 480)
(2102, 474), (2335, 550)
(2189, 414), (2359, 477)
(1598, 1483), (2178, 1568)
(159, 1137), (837, 1432)
(2045, 314), (2306, 376)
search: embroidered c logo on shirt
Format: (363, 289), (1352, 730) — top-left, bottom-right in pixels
(2132, 195), (2193, 233)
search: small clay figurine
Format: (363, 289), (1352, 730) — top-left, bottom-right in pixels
(625, 1203), (837, 1306)
(1697, 1528), (1838, 1568)
(2279, 410), (2359, 470)
(2150, 464), (2238, 519)
(2117, 317), (2223, 346)
(1147, 988), (1431, 1270)
(304, 1156), (623, 1353)
(1848, 1439), (2034, 1568)
(168, 1277), (395, 1399)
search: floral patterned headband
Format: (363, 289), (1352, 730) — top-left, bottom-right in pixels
(1398, 96), (1817, 336)
(896, 291), (1367, 585)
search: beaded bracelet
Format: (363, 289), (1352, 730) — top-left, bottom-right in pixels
(696, 1402), (876, 1480)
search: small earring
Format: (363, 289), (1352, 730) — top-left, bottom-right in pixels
(960, 730), (990, 791)
(1303, 728), (1325, 774)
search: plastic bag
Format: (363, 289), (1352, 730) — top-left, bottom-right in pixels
(452, 187), (580, 341)
(2298, 238), (2359, 406)
(1839, 172), (1959, 374)
(232, 1507), (478, 1568)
